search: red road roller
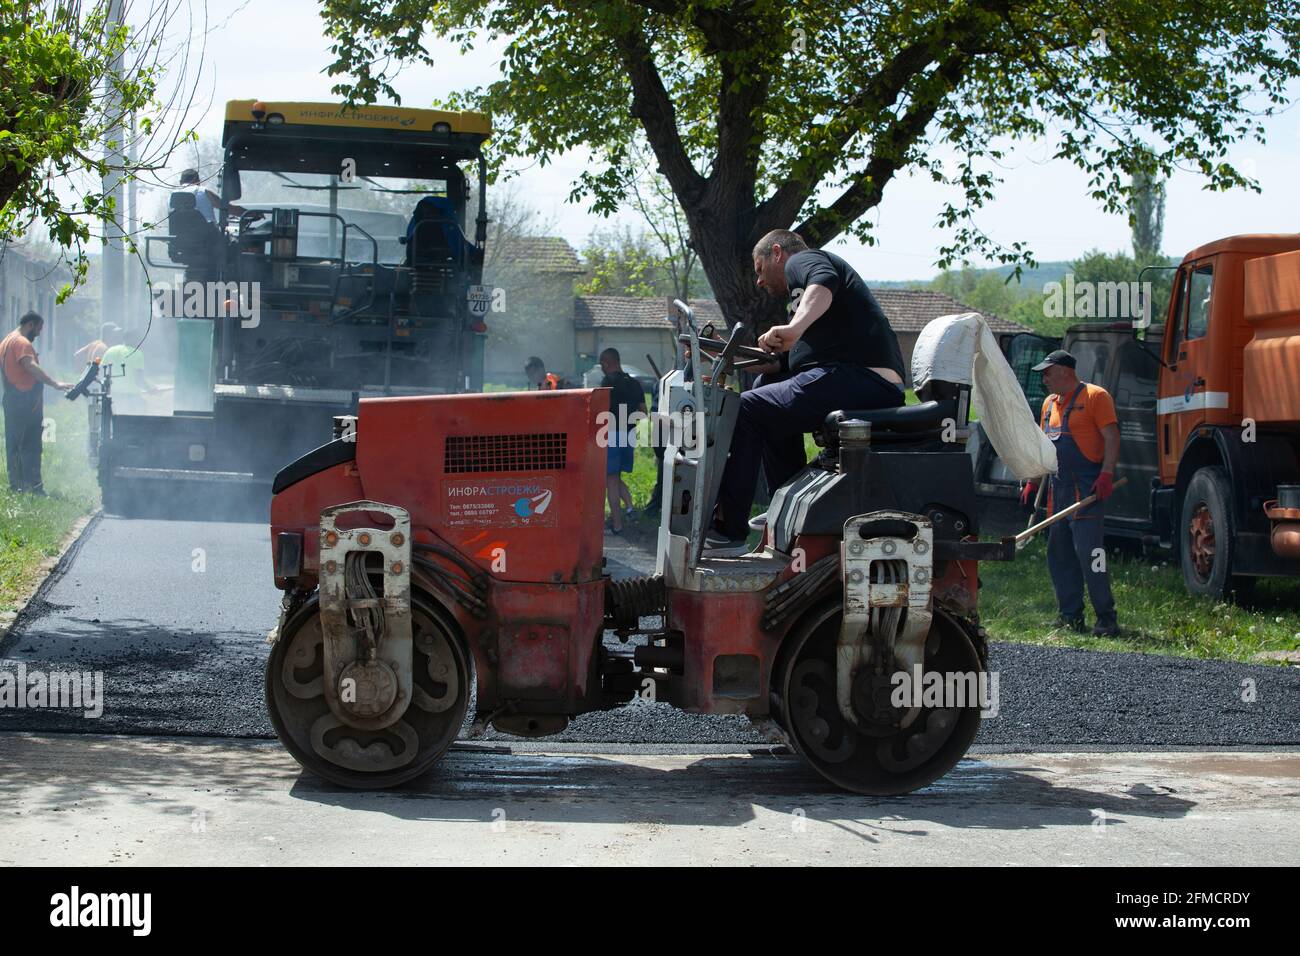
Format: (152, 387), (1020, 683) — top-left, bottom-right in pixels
(265, 305), (1014, 793)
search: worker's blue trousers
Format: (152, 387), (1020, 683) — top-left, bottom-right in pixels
(1044, 407), (1118, 628)
(1047, 514), (1117, 626)
(3, 386), (44, 493)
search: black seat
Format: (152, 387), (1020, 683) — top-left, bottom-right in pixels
(404, 197), (466, 269)
(824, 399), (956, 435)
(167, 191), (224, 267)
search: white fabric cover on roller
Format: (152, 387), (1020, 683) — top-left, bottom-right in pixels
(911, 312), (1056, 480)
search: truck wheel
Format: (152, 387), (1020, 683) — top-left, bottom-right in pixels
(1180, 466), (1252, 602)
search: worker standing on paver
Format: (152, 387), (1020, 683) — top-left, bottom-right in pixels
(73, 322), (121, 366)
(1, 312), (69, 494)
(1020, 349), (1121, 636)
(100, 328), (154, 412)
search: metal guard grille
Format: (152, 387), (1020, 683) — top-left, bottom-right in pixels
(444, 433), (567, 473)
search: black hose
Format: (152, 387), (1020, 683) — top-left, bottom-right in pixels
(412, 556), (488, 616)
(413, 541), (489, 589)
(413, 556), (485, 605)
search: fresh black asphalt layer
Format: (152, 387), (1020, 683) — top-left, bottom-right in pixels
(2, 517), (1297, 746)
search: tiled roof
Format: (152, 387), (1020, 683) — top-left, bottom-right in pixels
(575, 290), (1030, 335)
(871, 288), (1030, 334)
(485, 236), (585, 274)
(574, 296), (722, 330)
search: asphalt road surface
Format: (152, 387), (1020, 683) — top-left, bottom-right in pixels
(1, 516), (1298, 749)
(2, 733), (1296, 865)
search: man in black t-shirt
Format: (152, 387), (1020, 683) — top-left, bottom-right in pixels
(707, 229), (906, 555)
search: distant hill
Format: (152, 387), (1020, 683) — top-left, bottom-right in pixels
(870, 261), (1077, 291)
(870, 257), (1176, 291)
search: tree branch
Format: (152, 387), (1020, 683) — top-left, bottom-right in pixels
(794, 52), (971, 247)
(609, 15), (707, 205)
(756, 0), (1013, 235)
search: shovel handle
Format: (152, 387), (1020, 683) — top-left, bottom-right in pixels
(1015, 477), (1128, 548)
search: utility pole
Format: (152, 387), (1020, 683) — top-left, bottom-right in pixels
(126, 110), (141, 332)
(101, 0), (126, 334)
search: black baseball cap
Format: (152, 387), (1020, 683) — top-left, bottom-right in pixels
(1032, 349), (1077, 371)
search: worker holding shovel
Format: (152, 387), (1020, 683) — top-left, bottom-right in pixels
(1020, 350), (1122, 637)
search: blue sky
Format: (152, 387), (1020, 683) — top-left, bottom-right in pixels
(167, 0), (1300, 283)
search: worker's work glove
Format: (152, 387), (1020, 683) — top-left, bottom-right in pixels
(1092, 471), (1115, 502)
(1019, 481), (1038, 510)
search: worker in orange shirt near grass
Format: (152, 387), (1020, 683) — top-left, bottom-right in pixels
(1020, 349), (1122, 637)
(1, 312), (70, 495)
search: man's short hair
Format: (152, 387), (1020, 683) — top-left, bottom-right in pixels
(753, 229), (809, 258)
(18, 311), (43, 329)
(524, 356), (545, 372)
(599, 347), (620, 364)
(180, 168), (200, 185)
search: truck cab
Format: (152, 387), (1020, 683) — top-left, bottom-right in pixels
(1153, 235), (1300, 598)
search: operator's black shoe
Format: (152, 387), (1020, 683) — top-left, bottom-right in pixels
(703, 531), (750, 557)
(1054, 614), (1087, 633)
(1092, 620), (1121, 637)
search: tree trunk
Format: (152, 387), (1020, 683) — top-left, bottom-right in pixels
(687, 205), (784, 334)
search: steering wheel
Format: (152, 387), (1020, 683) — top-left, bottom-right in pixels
(679, 331), (776, 377)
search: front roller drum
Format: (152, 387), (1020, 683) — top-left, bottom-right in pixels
(266, 591), (470, 788)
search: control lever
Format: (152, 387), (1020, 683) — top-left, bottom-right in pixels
(678, 334), (771, 364)
(65, 360), (101, 401)
(711, 323), (748, 389)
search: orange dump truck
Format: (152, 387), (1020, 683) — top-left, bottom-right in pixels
(1154, 234), (1300, 599)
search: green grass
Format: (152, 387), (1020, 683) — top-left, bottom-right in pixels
(979, 537), (1300, 663)
(0, 397), (100, 613)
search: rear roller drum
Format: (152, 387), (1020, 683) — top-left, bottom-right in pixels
(266, 591), (470, 788)
(776, 605), (984, 795)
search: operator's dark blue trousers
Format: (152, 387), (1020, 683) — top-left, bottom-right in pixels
(714, 364), (905, 540)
